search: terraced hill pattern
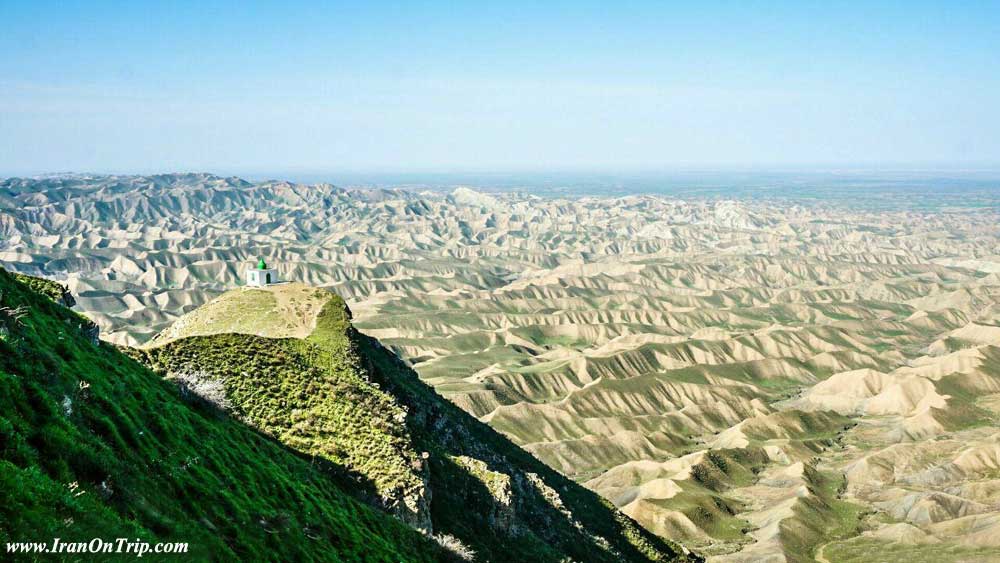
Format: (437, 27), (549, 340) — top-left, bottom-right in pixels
(3, 173), (1000, 561)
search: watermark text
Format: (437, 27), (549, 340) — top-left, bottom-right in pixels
(6, 538), (188, 557)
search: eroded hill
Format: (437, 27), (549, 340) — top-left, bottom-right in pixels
(4, 173), (1000, 561)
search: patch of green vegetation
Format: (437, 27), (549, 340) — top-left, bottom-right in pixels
(135, 294), (426, 508)
(0, 268), (444, 561)
(653, 367), (712, 386)
(781, 469), (867, 563)
(813, 471), (867, 538)
(821, 310), (860, 321)
(632, 449), (768, 553)
(689, 449), (769, 492)
(507, 326), (596, 349)
(867, 341), (896, 353)
(820, 537), (1000, 562)
(754, 376), (810, 393)
(649, 486), (752, 545)
(932, 375), (998, 430)
(720, 360), (809, 391)
(938, 337), (977, 353)
(134, 333), (424, 511)
(418, 346), (528, 381)
(10, 272), (73, 305)
(379, 331), (496, 356)
(743, 411), (853, 444)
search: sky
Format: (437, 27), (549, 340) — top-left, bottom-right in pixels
(1, 1), (999, 175)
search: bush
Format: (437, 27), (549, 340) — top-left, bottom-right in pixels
(432, 533), (477, 562)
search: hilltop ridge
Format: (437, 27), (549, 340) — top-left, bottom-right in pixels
(147, 282), (334, 346)
(133, 281), (697, 562)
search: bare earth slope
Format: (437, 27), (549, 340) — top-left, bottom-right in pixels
(3, 173), (1000, 561)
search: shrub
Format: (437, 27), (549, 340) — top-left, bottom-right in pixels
(432, 533), (477, 562)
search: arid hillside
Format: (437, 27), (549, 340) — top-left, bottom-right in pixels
(3, 173), (1000, 561)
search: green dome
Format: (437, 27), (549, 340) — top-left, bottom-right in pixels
(257, 258), (267, 270)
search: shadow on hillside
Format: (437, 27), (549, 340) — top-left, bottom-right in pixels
(353, 330), (691, 562)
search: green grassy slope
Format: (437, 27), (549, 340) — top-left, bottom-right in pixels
(135, 291), (701, 562)
(0, 268), (446, 562)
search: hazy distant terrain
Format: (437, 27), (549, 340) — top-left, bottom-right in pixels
(4, 173), (1000, 561)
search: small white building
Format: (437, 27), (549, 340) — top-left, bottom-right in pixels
(246, 258), (278, 287)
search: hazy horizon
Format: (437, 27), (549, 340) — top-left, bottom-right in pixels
(5, 168), (998, 211)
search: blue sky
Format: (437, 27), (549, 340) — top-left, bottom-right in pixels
(1, 1), (998, 174)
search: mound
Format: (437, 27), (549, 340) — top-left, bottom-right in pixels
(148, 282), (334, 346)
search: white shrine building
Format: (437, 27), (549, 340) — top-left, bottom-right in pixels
(246, 258), (278, 287)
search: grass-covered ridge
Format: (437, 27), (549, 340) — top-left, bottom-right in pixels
(0, 267), (445, 561)
(133, 286), (700, 562)
(135, 327), (429, 528)
(10, 271), (74, 306)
